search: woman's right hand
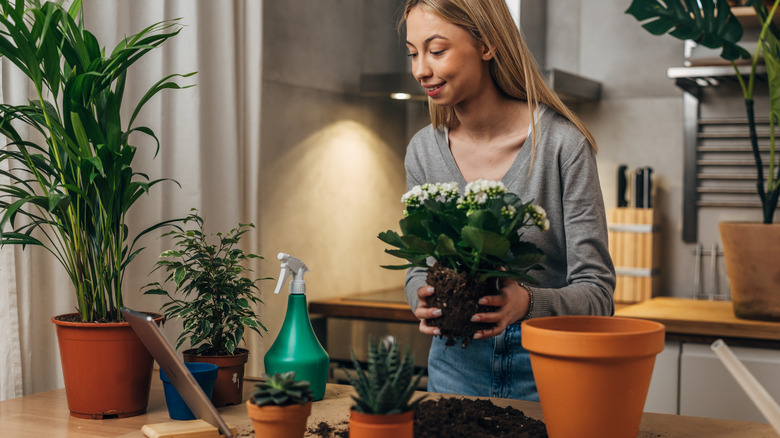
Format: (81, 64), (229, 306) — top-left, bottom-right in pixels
(414, 285), (443, 336)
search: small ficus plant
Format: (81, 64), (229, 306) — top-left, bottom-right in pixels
(144, 209), (270, 356)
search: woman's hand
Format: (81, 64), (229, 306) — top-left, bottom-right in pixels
(414, 285), (443, 336)
(470, 280), (531, 340)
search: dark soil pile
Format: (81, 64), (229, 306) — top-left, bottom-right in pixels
(414, 397), (548, 438)
(426, 263), (499, 347)
(307, 421), (349, 437)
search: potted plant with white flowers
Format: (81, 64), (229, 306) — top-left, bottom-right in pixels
(0, 0), (191, 418)
(627, 0), (780, 320)
(378, 180), (548, 347)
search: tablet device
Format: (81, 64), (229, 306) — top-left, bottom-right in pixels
(121, 307), (234, 438)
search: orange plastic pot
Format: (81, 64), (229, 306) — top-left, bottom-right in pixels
(521, 316), (665, 438)
(183, 348), (248, 407)
(246, 400), (312, 438)
(349, 409), (413, 438)
(52, 313), (162, 419)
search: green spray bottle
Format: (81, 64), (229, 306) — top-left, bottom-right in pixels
(264, 253), (329, 400)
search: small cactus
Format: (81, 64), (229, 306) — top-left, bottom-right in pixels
(250, 371), (314, 406)
(345, 337), (425, 414)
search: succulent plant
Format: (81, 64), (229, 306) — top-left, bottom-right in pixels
(345, 337), (425, 414)
(250, 371), (314, 406)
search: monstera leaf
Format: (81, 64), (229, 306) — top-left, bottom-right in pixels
(626, 0), (751, 61)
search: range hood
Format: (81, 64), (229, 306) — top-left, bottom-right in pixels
(359, 68), (601, 103)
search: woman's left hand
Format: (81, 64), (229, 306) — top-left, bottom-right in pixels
(470, 279), (530, 340)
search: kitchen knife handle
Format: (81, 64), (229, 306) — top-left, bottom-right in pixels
(618, 165), (628, 207)
(635, 168), (645, 208)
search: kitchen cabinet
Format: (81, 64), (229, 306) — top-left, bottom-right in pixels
(645, 339), (780, 422)
(644, 340), (681, 415)
(618, 297), (780, 422)
(680, 342), (780, 422)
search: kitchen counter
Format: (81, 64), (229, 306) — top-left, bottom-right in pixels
(1, 379), (778, 437)
(309, 287), (417, 322)
(311, 292), (780, 347)
(615, 297), (780, 348)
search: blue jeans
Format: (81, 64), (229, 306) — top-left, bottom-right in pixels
(426, 323), (539, 401)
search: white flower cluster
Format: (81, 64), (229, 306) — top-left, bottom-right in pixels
(401, 182), (460, 208)
(524, 204), (550, 231)
(500, 205), (517, 219)
(463, 180), (508, 205)
(459, 179), (508, 213)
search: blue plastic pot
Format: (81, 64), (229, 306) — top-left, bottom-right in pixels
(160, 362), (219, 420)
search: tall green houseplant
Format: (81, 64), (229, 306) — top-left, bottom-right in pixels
(0, 0), (193, 322)
(627, 0), (780, 223)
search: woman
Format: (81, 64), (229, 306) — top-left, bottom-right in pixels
(402, 0), (616, 401)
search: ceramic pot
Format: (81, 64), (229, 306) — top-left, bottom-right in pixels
(183, 348), (248, 407)
(160, 362), (219, 420)
(348, 409), (414, 438)
(521, 315), (665, 438)
(52, 313), (162, 419)
(719, 222), (780, 321)
(246, 400), (312, 438)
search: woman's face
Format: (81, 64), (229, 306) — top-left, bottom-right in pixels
(405, 6), (493, 107)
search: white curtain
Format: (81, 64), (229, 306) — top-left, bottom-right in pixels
(0, 0), (263, 398)
(0, 63), (23, 399)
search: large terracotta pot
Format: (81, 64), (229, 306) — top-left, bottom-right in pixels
(52, 313), (162, 419)
(521, 316), (665, 438)
(348, 409), (414, 438)
(246, 400), (312, 438)
(183, 348), (248, 407)
(719, 222), (780, 321)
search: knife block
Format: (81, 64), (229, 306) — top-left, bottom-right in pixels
(607, 208), (660, 304)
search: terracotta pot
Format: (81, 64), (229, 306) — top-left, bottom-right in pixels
(52, 313), (162, 419)
(348, 409), (414, 438)
(719, 222), (780, 321)
(246, 400), (312, 438)
(521, 316), (665, 438)
(183, 348), (248, 407)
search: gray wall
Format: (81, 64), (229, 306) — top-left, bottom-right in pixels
(554, 0), (770, 299)
(550, 0), (702, 299)
(257, 1), (413, 368)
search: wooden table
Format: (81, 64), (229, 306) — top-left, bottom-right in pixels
(1, 380), (778, 437)
(615, 297), (780, 348)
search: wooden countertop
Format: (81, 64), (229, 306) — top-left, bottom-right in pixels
(312, 292), (780, 348)
(615, 297), (780, 348)
(309, 287), (417, 323)
(1, 379), (778, 437)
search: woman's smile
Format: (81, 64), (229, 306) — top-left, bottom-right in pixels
(424, 82), (446, 97)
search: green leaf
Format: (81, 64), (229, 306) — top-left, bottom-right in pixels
(435, 234), (458, 256)
(626, 0), (751, 61)
(377, 230), (404, 248)
(461, 226), (510, 258)
(173, 267), (186, 287)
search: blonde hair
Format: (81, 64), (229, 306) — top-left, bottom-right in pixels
(401, 0), (597, 157)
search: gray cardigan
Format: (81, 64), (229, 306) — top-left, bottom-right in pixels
(404, 106), (615, 318)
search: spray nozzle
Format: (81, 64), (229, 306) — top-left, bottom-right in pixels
(273, 253), (310, 295)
